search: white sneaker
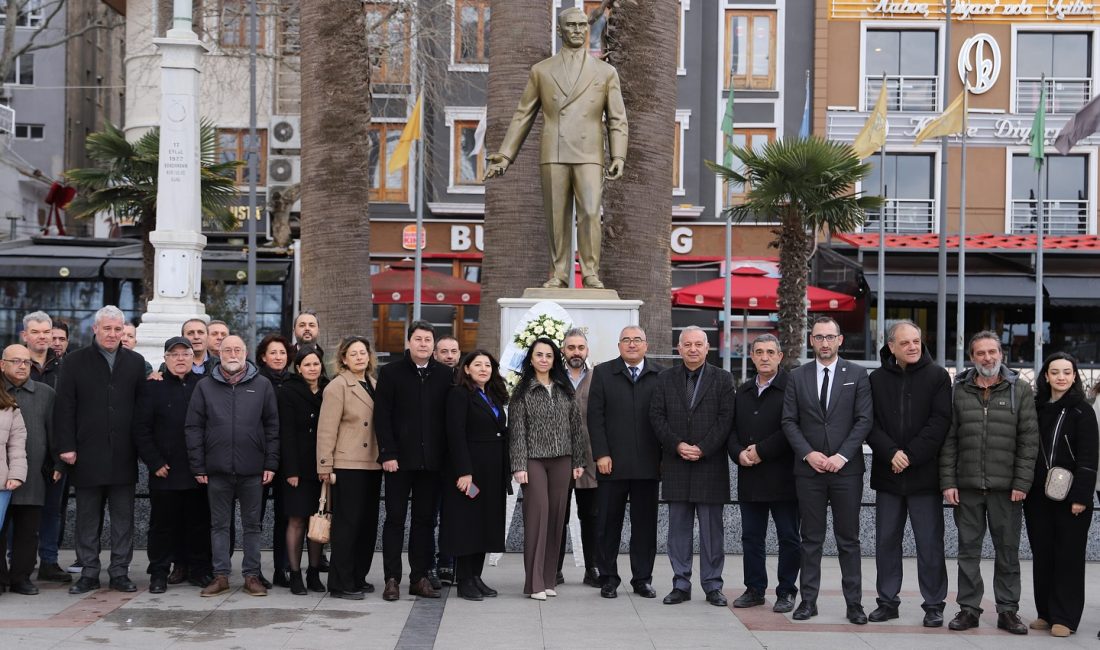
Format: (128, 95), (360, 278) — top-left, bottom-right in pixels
(545, 589), (557, 597)
(530, 591), (547, 601)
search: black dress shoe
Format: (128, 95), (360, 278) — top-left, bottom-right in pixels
(923, 608), (944, 628)
(167, 565), (188, 585)
(997, 611), (1028, 635)
(792, 600), (818, 620)
(555, 571), (565, 586)
(427, 568), (442, 591)
(847, 604), (868, 625)
(600, 583), (617, 599)
(257, 573), (273, 590)
(706, 589), (728, 607)
(583, 568), (601, 588)
(456, 578), (483, 601)
(188, 574), (215, 588)
(948, 609), (980, 631)
(69, 577), (100, 595)
(632, 583), (657, 598)
(329, 589), (365, 601)
(109, 576), (137, 592)
(472, 577), (497, 597)
(272, 570), (291, 589)
(868, 605), (899, 622)
(149, 575), (167, 594)
(733, 589), (765, 608)
(9, 579), (39, 595)
(662, 588), (690, 605)
(37, 563), (72, 583)
(773, 594), (796, 613)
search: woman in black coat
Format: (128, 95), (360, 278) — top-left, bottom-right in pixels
(256, 333), (291, 588)
(278, 347), (329, 595)
(1024, 352), (1098, 638)
(440, 350), (509, 601)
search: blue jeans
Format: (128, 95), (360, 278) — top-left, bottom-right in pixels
(740, 500), (800, 597)
(0, 490), (12, 530)
(38, 477), (65, 563)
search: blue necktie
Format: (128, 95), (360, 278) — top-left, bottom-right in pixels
(629, 366), (639, 383)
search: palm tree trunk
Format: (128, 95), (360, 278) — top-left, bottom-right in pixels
(601, 0), (676, 355)
(476, 0), (552, 352)
(777, 206), (809, 364)
(299, 2), (373, 354)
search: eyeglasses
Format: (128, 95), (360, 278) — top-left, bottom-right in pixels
(619, 337), (646, 345)
(811, 334), (839, 343)
(1, 358), (31, 366)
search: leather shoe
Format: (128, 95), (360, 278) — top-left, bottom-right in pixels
(69, 577), (100, 595)
(733, 589), (765, 608)
(109, 576), (137, 593)
(706, 589), (728, 607)
(149, 575), (167, 594)
(662, 588), (690, 605)
(382, 578), (400, 601)
(583, 568), (601, 588)
(272, 570), (291, 589)
(632, 583), (656, 598)
(189, 573), (215, 589)
(409, 577), (440, 599)
(9, 579), (39, 595)
(256, 572), (273, 590)
(167, 565), (187, 585)
(948, 609), (980, 631)
(868, 605), (899, 622)
(773, 594), (796, 613)
(200, 575), (230, 597)
(997, 611), (1028, 635)
(427, 569), (442, 591)
(329, 589), (364, 601)
(847, 604), (868, 625)
(243, 575), (267, 596)
(792, 600), (818, 620)
(456, 578), (483, 601)
(923, 608), (944, 628)
(37, 563), (72, 583)
(600, 583), (617, 599)
(473, 577), (497, 597)
(555, 571), (565, 586)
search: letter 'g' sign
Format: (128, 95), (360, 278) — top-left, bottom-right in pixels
(958, 34), (1001, 95)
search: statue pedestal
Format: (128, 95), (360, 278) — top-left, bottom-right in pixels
(499, 289), (643, 366)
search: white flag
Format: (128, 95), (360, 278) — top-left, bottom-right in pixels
(469, 113), (486, 157)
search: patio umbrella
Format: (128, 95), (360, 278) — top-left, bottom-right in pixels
(371, 260), (481, 305)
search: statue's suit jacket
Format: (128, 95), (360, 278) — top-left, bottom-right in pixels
(497, 49), (628, 166)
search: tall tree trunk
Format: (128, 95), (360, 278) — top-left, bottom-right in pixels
(777, 206), (809, 365)
(602, 0), (676, 355)
(476, 0), (552, 353)
(300, 2), (372, 354)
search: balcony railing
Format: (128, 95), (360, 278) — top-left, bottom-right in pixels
(1011, 199), (1090, 235)
(863, 198), (937, 234)
(1016, 77), (1092, 114)
(864, 75), (939, 112)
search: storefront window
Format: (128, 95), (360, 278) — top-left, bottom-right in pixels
(864, 154), (936, 233)
(864, 30), (938, 112)
(1010, 154), (1088, 235)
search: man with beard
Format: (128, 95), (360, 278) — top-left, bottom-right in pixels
(50, 322), (69, 360)
(292, 312), (321, 358)
(556, 329), (599, 587)
(940, 330), (1038, 634)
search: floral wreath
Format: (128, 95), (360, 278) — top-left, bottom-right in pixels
(505, 313), (569, 393)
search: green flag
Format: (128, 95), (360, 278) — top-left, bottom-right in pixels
(1029, 80), (1047, 170)
(721, 82), (735, 167)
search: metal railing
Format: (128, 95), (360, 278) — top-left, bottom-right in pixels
(1010, 199), (1090, 235)
(1016, 77), (1092, 114)
(862, 198), (937, 234)
(864, 75), (939, 112)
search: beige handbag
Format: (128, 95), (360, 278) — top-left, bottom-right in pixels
(1042, 409), (1074, 502)
(307, 482), (332, 544)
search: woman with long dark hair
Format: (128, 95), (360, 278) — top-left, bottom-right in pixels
(508, 337), (587, 600)
(1025, 352), (1098, 637)
(440, 350), (509, 601)
(256, 333), (292, 588)
(316, 336), (382, 600)
(277, 346), (329, 595)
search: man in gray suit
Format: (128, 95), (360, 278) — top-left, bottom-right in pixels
(782, 317), (873, 624)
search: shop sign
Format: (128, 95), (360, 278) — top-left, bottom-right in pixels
(827, 109), (1094, 147)
(402, 224), (426, 250)
(449, 223), (702, 255)
(830, 0), (1097, 22)
(958, 34), (1001, 94)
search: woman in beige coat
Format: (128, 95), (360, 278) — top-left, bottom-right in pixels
(0, 386), (28, 529)
(317, 336), (381, 600)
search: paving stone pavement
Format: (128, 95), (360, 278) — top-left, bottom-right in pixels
(3, 552), (1100, 649)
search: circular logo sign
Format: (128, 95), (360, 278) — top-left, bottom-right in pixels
(958, 34), (1001, 95)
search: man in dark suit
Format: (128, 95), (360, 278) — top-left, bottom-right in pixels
(588, 325), (664, 599)
(781, 316), (873, 624)
(651, 326), (734, 607)
(729, 333), (799, 614)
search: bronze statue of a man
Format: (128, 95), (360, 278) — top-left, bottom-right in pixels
(485, 7), (628, 289)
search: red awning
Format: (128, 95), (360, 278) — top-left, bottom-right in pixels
(371, 261), (480, 305)
(671, 266), (856, 312)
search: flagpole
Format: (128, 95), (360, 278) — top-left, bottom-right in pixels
(1034, 77), (1046, 375)
(413, 90), (426, 322)
(955, 88), (968, 373)
(876, 72), (887, 353)
(935, 0), (952, 367)
(724, 214), (732, 374)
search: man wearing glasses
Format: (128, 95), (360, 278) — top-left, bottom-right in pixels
(782, 317), (873, 624)
(587, 326), (665, 599)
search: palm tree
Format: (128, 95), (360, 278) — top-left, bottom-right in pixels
(708, 137), (882, 363)
(299, 1), (373, 354)
(477, 0), (553, 351)
(65, 122), (240, 310)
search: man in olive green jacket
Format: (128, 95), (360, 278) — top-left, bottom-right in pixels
(939, 331), (1039, 635)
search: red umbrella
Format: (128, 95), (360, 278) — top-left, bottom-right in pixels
(371, 260), (480, 305)
(672, 266), (856, 312)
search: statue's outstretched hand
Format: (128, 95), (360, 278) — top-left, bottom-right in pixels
(484, 154), (510, 180)
(605, 158), (624, 180)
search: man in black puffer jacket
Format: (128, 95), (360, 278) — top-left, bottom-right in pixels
(866, 321), (951, 627)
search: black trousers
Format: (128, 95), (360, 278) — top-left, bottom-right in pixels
(1024, 493), (1092, 630)
(595, 479), (658, 588)
(455, 553), (485, 580)
(0, 505), (41, 584)
(796, 472), (863, 605)
(260, 484), (288, 574)
(147, 488), (212, 578)
(740, 500), (800, 597)
(558, 485), (599, 573)
(383, 469), (440, 583)
(329, 469), (383, 593)
(874, 491), (946, 610)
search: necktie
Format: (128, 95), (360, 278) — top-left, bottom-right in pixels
(819, 367), (830, 414)
(686, 370), (698, 407)
(629, 366), (639, 383)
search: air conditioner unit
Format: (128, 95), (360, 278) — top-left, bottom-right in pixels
(270, 115), (301, 149)
(268, 156), (301, 185)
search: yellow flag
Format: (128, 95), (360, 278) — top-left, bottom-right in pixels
(387, 93), (422, 174)
(853, 83), (888, 159)
(914, 90), (967, 146)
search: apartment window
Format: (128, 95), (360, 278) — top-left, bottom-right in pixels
(454, 0), (490, 65)
(366, 3), (410, 83)
(368, 123), (409, 202)
(585, 0), (609, 57)
(724, 128), (774, 208)
(0, 0), (44, 27)
(219, 0), (266, 50)
(217, 129), (268, 186)
(864, 30), (938, 112)
(864, 154), (936, 233)
(5, 54), (34, 86)
(725, 11), (775, 89)
(452, 120), (485, 188)
(1016, 32), (1092, 114)
(14, 124), (43, 140)
(1011, 154), (1089, 235)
